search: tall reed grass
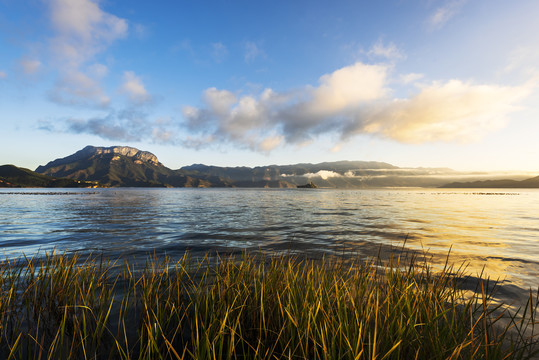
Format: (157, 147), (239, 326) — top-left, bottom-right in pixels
(0, 251), (537, 359)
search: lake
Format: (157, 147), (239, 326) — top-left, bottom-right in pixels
(1, 187), (538, 306)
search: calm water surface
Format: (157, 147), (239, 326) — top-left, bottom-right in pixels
(1, 188), (538, 304)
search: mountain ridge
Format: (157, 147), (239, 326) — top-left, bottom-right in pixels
(441, 176), (539, 188)
(21, 145), (539, 188)
(35, 145), (219, 188)
(35, 145), (160, 173)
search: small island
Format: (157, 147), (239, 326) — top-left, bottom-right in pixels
(297, 181), (318, 188)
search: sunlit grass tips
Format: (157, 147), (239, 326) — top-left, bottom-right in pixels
(0, 251), (537, 359)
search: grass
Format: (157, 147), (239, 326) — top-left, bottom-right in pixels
(0, 251), (537, 359)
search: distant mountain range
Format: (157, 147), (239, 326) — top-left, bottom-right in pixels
(440, 176), (539, 188)
(2, 145), (538, 188)
(35, 145), (411, 188)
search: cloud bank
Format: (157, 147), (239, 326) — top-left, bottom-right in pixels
(65, 109), (174, 143)
(183, 61), (532, 151)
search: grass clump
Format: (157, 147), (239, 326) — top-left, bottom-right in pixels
(0, 252), (537, 359)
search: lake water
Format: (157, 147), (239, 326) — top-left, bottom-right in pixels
(1, 188), (538, 306)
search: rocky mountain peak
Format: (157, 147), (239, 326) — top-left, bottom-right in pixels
(89, 146), (160, 165)
(35, 145), (160, 173)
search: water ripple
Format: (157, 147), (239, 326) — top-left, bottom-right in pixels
(1, 187), (538, 305)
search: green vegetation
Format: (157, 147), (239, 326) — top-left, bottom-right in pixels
(0, 165), (100, 188)
(0, 252), (537, 359)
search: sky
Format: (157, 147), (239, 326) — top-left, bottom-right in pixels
(1, 0), (539, 172)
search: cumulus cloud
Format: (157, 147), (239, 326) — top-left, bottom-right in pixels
(47, 0), (128, 107)
(49, 0), (127, 66)
(343, 80), (532, 143)
(311, 62), (388, 112)
(19, 58), (42, 74)
(182, 86), (286, 152)
(120, 71), (152, 104)
(182, 61), (533, 152)
(427, 0), (467, 30)
(183, 62), (387, 148)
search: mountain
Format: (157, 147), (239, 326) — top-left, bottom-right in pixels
(35, 146), (409, 188)
(0, 165), (99, 188)
(441, 176), (539, 188)
(34, 145), (535, 188)
(179, 161), (401, 188)
(35, 145), (228, 187)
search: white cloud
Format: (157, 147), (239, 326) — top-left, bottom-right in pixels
(211, 42), (228, 63)
(310, 62), (388, 114)
(244, 42), (265, 63)
(259, 135), (283, 152)
(152, 128), (175, 143)
(134, 23), (149, 39)
(120, 71), (152, 104)
(427, 0), (467, 30)
(399, 73), (424, 84)
(367, 40), (405, 60)
(47, 0), (128, 107)
(88, 63), (108, 78)
(183, 61), (534, 152)
(344, 79), (532, 143)
(183, 62), (389, 149)
(49, 70), (110, 107)
(304, 170), (342, 180)
(204, 88), (237, 114)
(49, 0), (127, 66)
(503, 46), (539, 77)
(19, 58), (42, 74)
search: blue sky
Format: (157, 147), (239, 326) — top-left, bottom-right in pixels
(1, 0), (539, 171)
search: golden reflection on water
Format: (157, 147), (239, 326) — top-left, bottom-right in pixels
(308, 188), (538, 293)
(371, 190), (537, 290)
